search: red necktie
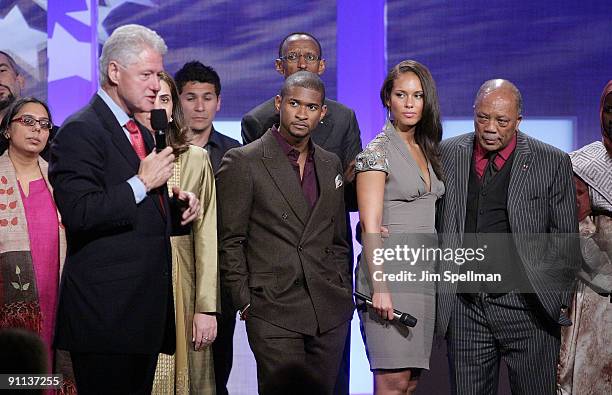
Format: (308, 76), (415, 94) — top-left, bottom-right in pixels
(126, 119), (166, 217)
(126, 120), (147, 160)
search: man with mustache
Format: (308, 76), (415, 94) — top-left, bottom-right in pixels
(242, 33), (361, 393)
(436, 79), (579, 394)
(217, 71), (353, 395)
(0, 51), (24, 116)
(174, 61), (240, 172)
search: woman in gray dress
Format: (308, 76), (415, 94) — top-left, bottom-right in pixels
(355, 60), (444, 394)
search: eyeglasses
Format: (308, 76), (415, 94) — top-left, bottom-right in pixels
(11, 115), (53, 130)
(279, 52), (320, 64)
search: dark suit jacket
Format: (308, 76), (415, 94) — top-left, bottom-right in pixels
(216, 130), (354, 336)
(243, 98), (361, 212)
(203, 127), (241, 173)
(49, 95), (175, 354)
(436, 131), (579, 335)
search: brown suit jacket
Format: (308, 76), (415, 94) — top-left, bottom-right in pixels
(216, 130), (354, 336)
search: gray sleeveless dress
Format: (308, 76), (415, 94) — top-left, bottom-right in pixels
(355, 121), (444, 370)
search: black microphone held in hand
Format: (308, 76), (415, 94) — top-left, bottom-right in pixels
(150, 109), (168, 152)
(354, 291), (418, 327)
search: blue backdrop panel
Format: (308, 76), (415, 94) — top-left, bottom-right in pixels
(386, 0), (612, 148)
(101, 0), (338, 119)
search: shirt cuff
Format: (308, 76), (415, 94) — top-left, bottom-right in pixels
(127, 176), (147, 204)
(239, 303), (251, 320)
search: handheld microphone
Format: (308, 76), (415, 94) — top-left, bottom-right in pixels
(150, 109), (168, 152)
(354, 291), (418, 327)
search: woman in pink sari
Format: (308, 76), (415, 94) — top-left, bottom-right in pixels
(0, 97), (74, 393)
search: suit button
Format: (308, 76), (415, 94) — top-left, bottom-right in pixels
(294, 279), (301, 286)
(481, 191), (487, 196)
(479, 209), (484, 215)
(282, 212), (288, 220)
(298, 245), (303, 252)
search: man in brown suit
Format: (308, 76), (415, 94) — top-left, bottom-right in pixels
(217, 71), (354, 394)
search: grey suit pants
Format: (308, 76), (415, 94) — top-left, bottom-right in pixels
(447, 292), (560, 395)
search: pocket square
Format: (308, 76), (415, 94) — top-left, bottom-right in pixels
(335, 174), (343, 189)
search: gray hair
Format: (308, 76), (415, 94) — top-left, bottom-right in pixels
(0, 50), (20, 75)
(474, 79), (523, 116)
(99, 24), (167, 86)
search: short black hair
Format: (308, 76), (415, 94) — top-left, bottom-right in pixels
(280, 71), (325, 104)
(174, 61), (221, 96)
(0, 97), (53, 153)
(278, 32), (322, 59)
(0, 97), (53, 132)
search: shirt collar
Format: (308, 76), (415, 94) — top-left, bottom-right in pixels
(271, 125), (315, 160)
(205, 126), (220, 148)
(97, 88), (131, 127)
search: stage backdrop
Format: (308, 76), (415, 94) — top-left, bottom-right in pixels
(2, 1), (611, 394)
(386, 0), (612, 148)
(101, 0), (338, 119)
(0, 1), (48, 103)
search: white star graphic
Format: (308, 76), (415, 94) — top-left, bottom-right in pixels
(0, 6), (47, 79)
(47, 23), (93, 82)
(96, 0), (157, 42)
(31, 0), (47, 11)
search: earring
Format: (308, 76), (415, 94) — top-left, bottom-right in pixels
(2, 132), (9, 139)
(386, 109), (394, 122)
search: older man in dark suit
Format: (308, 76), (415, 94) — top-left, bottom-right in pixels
(436, 79), (579, 394)
(49, 24), (199, 394)
(218, 71), (354, 395)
